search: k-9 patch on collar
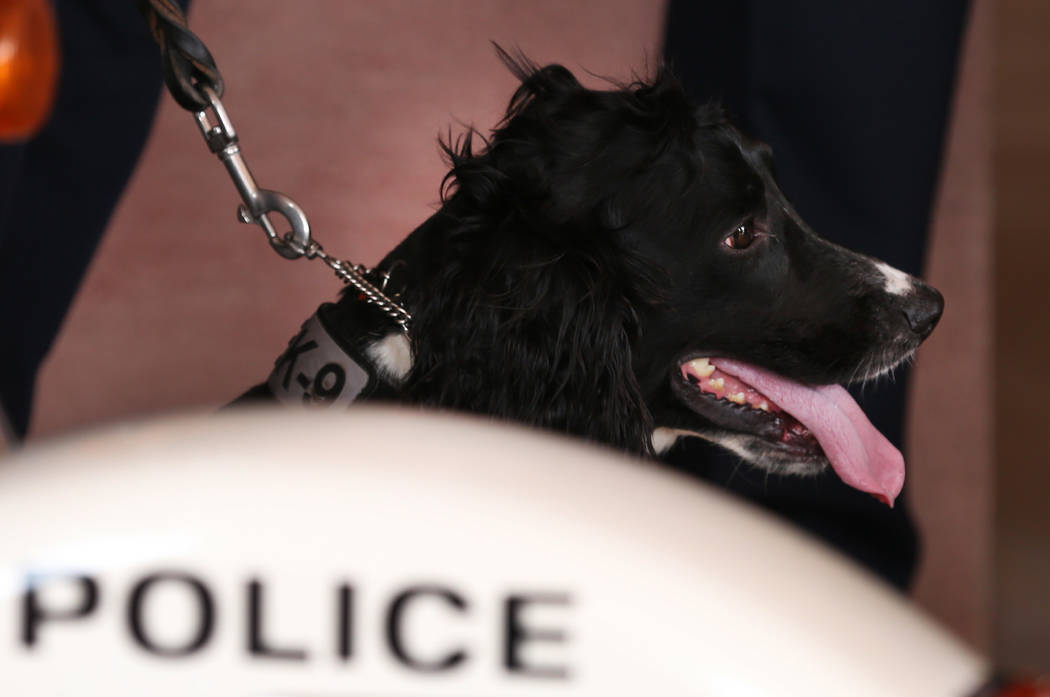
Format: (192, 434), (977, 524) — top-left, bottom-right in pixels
(267, 311), (373, 408)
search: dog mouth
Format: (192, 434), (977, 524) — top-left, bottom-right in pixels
(675, 357), (823, 457)
(671, 356), (905, 505)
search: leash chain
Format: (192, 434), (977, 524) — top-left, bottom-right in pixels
(300, 245), (412, 333)
(138, 0), (412, 332)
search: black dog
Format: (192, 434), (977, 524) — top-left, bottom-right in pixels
(246, 51), (943, 506)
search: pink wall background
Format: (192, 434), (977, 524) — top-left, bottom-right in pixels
(9, 1), (991, 655)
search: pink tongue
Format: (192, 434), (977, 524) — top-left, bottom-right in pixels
(711, 358), (905, 506)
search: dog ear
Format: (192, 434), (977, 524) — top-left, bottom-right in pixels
(493, 244), (657, 454)
(399, 208), (658, 455)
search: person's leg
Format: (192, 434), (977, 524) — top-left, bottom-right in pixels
(663, 0), (970, 589)
(0, 0), (190, 438)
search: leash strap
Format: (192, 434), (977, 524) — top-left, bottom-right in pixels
(267, 306), (379, 408)
(137, 0), (223, 111)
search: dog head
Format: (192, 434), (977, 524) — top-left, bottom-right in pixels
(372, 51), (942, 504)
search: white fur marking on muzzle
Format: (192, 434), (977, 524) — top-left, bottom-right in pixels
(873, 261), (913, 296)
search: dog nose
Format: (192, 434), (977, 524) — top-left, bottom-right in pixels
(903, 284), (944, 339)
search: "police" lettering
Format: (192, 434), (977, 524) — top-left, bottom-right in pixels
(18, 571), (573, 678)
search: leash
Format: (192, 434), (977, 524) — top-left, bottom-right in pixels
(136, 0), (412, 333)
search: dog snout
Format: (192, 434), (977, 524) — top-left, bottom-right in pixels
(902, 284), (944, 340)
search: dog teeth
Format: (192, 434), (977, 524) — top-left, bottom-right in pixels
(687, 357), (715, 378)
(682, 359), (778, 415)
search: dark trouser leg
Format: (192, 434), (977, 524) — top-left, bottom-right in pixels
(0, 0), (190, 438)
(662, 0), (970, 589)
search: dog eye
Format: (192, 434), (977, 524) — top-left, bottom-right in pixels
(724, 222), (756, 250)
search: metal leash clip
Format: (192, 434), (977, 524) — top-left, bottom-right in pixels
(193, 85), (311, 260)
(143, 0), (414, 332)
(189, 85), (412, 331)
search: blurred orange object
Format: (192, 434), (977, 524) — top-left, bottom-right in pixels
(0, 0), (60, 142)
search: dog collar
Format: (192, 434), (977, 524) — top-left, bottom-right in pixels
(267, 307), (379, 408)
